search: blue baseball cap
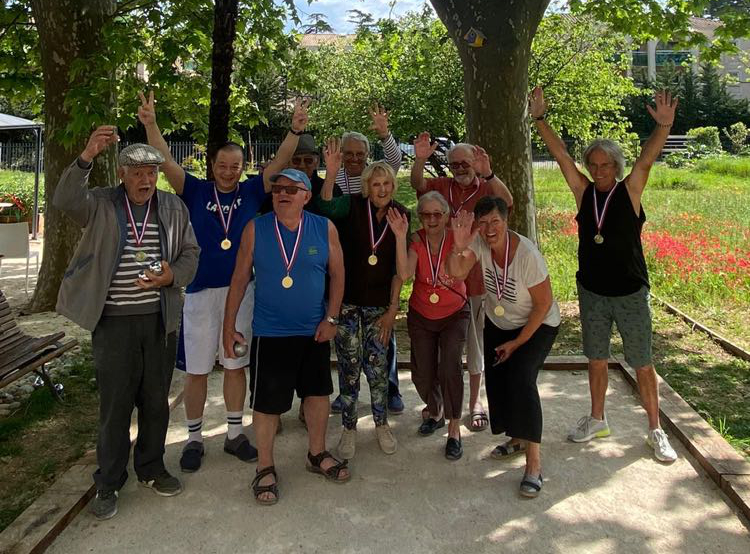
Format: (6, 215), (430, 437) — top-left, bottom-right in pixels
(269, 168), (312, 191)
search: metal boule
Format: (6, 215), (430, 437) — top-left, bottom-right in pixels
(233, 342), (248, 357)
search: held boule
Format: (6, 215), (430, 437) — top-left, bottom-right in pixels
(233, 342), (248, 357)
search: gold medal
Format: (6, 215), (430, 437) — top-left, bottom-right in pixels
(594, 234), (604, 244)
(221, 238), (232, 250)
(134, 251), (147, 263)
(281, 275), (294, 289)
(494, 305), (505, 317)
(368, 254), (378, 266)
(429, 292), (440, 304)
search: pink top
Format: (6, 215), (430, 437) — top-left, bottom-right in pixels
(409, 229), (467, 320)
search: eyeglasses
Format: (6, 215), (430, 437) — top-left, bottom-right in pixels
(418, 211), (445, 220)
(448, 161), (472, 170)
(343, 151), (367, 160)
(271, 184), (308, 195)
(291, 156), (317, 165)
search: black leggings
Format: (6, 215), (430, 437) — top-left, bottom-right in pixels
(483, 319), (559, 444)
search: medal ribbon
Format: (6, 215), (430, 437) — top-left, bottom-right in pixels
(274, 213), (305, 276)
(492, 231), (510, 305)
(592, 181), (620, 236)
(425, 231), (447, 288)
(367, 199), (390, 255)
(124, 196), (152, 248)
(342, 170), (351, 195)
(448, 179), (481, 216)
(213, 185), (240, 239)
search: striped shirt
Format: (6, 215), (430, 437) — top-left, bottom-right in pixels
(103, 205), (162, 316)
(334, 134), (402, 195)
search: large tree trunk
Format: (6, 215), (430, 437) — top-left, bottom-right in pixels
(206, 0), (239, 180)
(28, 0), (117, 313)
(431, 0), (549, 242)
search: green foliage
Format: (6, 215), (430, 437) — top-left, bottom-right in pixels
(723, 122), (749, 154)
(0, 1), (43, 118)
(0, 170), (41, 218)
(687, 125), (722, 151)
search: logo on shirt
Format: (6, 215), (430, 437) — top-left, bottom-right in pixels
(308, 246), (318, 255)
(205, 197), (242, 214)
(483, 268), (518, 303)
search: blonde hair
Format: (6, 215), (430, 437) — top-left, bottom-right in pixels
(361, 161), (398, 198)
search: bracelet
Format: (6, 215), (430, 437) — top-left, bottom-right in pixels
(656, 122), (672, 128)
(290, 128), (304, 136)
(483, 172), (495, 181)
(533, 113), (546, 121)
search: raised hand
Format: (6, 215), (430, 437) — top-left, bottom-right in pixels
(413, 132), (438, 160)
(386, 207), (409, 239)
(647, 90), (678, 127)
(528, 86), (547, 120)
(450, 209), (478, 251)
(137, 90), (156, 127)
(472, 145), (492, 178)
(81, 125), (119, 163)
(324, 137), (342, 171)
(369, 104), (390, 139)
(292, 96), (311, 133)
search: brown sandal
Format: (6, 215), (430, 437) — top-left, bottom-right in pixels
(306, 450), (351, 483)
(251, 465), (279, 505)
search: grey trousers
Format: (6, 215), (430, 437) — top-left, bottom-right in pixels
(91, 313), (176, 492)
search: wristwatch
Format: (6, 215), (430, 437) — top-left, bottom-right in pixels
(290, 128), (305, 136)
(326, 315), (339, 325)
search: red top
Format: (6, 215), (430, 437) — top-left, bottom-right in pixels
(409, 229), (467, 320)
(420, 177), (493, 296)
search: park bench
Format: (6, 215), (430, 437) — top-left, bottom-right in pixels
(661, 134), (693, 155)
(0, 290), (77, 401)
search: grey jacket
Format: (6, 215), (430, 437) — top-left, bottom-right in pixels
(54, 160), (200, 333)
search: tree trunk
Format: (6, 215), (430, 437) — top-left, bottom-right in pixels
(28, 0), (117, 313)
(206, 0), (239, 180)
(431, 0), (549, 242)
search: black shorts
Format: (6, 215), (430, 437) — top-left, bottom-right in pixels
(249, 335), (333, 415)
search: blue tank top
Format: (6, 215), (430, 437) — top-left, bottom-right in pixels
(252, 211), (329, 337)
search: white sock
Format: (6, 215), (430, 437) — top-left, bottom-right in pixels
(187, 417), (203, 443)
(227, 411), (243, 440)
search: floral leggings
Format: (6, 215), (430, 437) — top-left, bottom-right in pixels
(335, 303), (389, 430)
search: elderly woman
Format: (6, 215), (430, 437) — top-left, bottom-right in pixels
(386, 191), (469, 460)
(316, 139), (409, 459)
(447, 197), (560, 497)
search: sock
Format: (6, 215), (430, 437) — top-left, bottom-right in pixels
(227, 411), (243, 440)
(187, 417), (203, 443)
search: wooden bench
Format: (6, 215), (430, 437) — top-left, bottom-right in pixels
(661, 134), (693, 155)
(0, 291), (78, 402)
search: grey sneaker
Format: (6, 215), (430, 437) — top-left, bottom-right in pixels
(337, 428), (356, 459)
(376, 423), (397, 455)
(567, 415), (611, 443)
(90, 490), (118, 520)
(138, 470), (182, 497)
(647, 428), (677, 463)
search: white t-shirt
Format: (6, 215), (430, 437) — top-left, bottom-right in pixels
(468, 232), (561, 330)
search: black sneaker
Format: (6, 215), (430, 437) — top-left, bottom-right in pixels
(90, 490), (118, 520)
(180, 441), (205, 473)
(418, 417), (445, 436)
(224, 434), (259, 462)
(138, 470), (182, 497)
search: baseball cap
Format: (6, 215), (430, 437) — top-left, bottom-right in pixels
(270, 168), (312, 191)
(118, 143), (165, 167)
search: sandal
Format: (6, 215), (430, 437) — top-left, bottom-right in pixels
(490, 440), (527, 459)
(470, 410), (489, 432)
(519, 473), (543, 498)
(306, 450), (351, 483)
(251, 466), (279, 505)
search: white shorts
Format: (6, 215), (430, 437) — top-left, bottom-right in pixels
(183, 284), (254, 375)
(465, 295), (485, 375)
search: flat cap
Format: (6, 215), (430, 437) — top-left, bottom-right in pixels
(118, 143), (165, 167)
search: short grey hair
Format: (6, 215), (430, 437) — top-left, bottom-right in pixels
(417, 191), (450, 215)
(341, 131), (370, 154)
(583, 139), (625, 181)
(447, 143), (474, 161)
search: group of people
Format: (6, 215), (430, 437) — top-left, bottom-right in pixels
(53, 86), (680, 519)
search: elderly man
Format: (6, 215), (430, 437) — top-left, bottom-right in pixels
(223, 168), (348, 505)
(138, 92), (309, 472)
(529, 87), (679, 463)
(410, 134), (513, 432)
(54, 127), (199, 520)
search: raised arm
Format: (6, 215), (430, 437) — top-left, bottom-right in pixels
(316, 137), (351, 218)
(222, 220), (255, 359)
(53, 125), (119, 227)
(529, 87), (588, 207)
(263, 97), (310, 192)
(410, 132), (437, 193)
(473, 145), (513, 208)
(626, 90), (678, 201)
(139, 91), (186, 194)
(370, 104), (402, 171)
(445, 210), (480, 281)
(386, 208), (416, 281)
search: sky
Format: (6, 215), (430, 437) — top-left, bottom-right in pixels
(287, 0), (432, 33)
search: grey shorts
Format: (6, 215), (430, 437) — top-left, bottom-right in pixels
(577, 281), (653, 368)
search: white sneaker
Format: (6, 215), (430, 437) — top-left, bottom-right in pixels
(337, 428), (356, 459)
(647, 428), (677, 463)
(376, 423), (397, 454)
(567, 415), (611, 443)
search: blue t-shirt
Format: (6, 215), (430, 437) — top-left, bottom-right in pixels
(252, 212), (329, 337)
(179, 172), (267, 293)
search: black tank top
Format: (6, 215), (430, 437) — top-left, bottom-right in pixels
(575, 181), (649, 296)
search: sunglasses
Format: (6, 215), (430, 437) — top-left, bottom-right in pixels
(418, 211), (446, 220)
(271, 184), (308, 195)
(448, 161), (472, 170)
(292, 156), (317, 165)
